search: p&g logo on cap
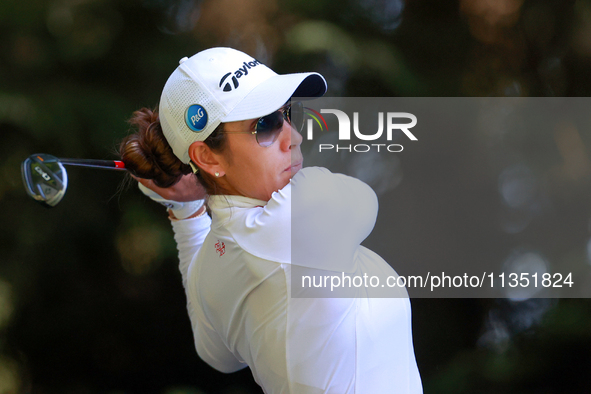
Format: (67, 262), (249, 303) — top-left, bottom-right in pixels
(185, 104), (208, 132)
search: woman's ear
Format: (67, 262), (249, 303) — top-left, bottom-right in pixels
(188, 141), (226, 177)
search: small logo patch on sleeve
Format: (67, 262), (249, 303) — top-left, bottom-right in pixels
(215, 240), (226, 257)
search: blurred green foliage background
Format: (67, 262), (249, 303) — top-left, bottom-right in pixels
(1, 0), (591, 393)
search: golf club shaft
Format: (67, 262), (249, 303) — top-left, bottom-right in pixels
(58, 158), (126, 170)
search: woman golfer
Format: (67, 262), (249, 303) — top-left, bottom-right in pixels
(120, 47), (422, 393)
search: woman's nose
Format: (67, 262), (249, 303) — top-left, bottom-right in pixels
(279, 119), (302, 151)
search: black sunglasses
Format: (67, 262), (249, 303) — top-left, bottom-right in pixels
(225, 101), (304, 147)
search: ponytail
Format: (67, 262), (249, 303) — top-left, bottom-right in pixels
(119, 108), (191, 188)
(119, 107), (229, 195)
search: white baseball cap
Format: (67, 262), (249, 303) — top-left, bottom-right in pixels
(159, 47), (327, 163)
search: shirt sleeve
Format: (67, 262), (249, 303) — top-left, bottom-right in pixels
(170, 214), (211, 289)
(290, 166), (379, 272)
(191, 300), (248, 373)
(221, 167), (379, 272)
(171, 214), (248, 373)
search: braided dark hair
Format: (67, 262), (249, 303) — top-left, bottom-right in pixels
(119, 107), (228, 195)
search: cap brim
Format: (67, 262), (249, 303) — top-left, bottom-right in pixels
(221, 72), (327, 122)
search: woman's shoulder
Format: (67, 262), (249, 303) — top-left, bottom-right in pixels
(292, 166), (347, 186)
(290, 167), (380, 271)
(208, 166), (379, 267)
(293, 166), (377, 200)
(291, 166), (378, 226)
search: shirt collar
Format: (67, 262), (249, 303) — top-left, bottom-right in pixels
(208, 194), (268, 225)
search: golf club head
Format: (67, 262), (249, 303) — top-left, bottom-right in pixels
(21, 154), (68, 208)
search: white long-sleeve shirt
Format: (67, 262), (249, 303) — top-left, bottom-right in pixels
(170, 167), (422, 393)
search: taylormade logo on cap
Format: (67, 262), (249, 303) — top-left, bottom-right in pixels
(218, 59), (262, 92)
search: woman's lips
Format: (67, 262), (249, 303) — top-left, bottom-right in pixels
(286, 162), (302, 173)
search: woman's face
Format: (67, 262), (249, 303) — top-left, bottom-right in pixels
(216, 115), (303, 201)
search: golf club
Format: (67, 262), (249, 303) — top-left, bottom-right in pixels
(21, 153), (126, 208)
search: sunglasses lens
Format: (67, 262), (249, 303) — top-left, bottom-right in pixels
(289, 101), (304, 132)
(255, 111), (284, 147)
